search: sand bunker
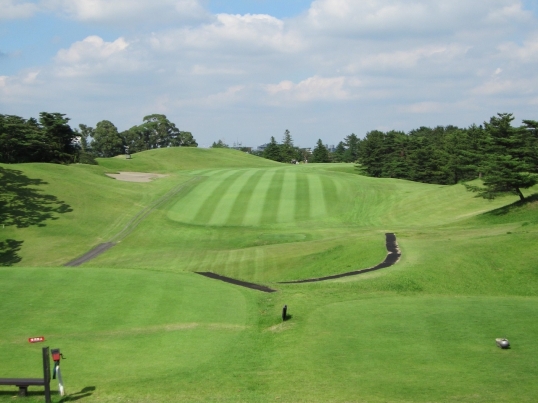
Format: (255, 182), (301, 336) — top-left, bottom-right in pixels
(106, 172), (167, 182)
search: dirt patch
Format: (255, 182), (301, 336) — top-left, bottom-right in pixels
(266, 322), (295, 333)
(106, 172), (168, 182)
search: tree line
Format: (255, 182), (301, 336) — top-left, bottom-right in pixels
(0, 112), (197, 164)
(357, 114), (537, 200)
(251, 113), (537, 200)
(218, 130), (361, 164)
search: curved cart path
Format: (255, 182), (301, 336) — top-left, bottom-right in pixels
(195, 233), (400, 292)
(279, 233), (401, 284)
(65, 176), (202, 267)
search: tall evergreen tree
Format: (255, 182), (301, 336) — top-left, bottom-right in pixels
(332, 141), (346, 162)
(358, 130), (385, 177)
(312, 139), (330, 163)
(280, 130), (297, 163)
(263, 136), (281, 162)
(343, 133), (360, 162)
(38, 112), (76, 163)
(466, 113), (537, 200)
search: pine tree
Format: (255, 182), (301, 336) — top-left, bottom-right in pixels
(311, 139), (330, 163)
(280, 130), (297, 163)
(466, 113), (537, 200)
(263, 136), (281, 162)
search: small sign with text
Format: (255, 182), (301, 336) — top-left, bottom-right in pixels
(28, 336), (45, 343)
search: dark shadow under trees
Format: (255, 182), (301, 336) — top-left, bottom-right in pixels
(0, 167), (72, 265)
(483, 193), (538, 217)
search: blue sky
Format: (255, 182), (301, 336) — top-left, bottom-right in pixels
(208, 0), (313, 18)
(1, 0), (538, 148)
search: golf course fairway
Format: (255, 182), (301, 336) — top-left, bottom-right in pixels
(1, 147), (537, 402)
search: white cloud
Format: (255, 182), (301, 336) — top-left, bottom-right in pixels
(43, 0), (208, 24)
(303, 0), (532, 35)
(398, 101), (444, 114)
(191, 65), (244, 75)
(2, 0), (538, 147)
(0, 0), (39, 19)
(470, 78), (536, 96)
(56, 36), (129, 63)
(265, 76), (359, 102)
(150, 13), (303, 54)
(498, 34), (538, 62)
(345, 44), (470, 73)
(53, 36), (134, 77)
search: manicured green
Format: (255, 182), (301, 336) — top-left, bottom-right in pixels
(1, 147), (538, 402)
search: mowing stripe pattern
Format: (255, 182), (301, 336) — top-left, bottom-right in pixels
(168, 168), (343, 226)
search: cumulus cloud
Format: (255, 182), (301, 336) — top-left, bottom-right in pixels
(0, 0), (39, 19)
(265, 76), (362, 102)
(344, 44), (471, 73)
(53, 36), (135, 77)
(150, 13), (303, 54)
(43, 0), (209, 24)
(56, 36), (129, 63)
(498, 34), (538, 62)
(303, 0), (532, 36)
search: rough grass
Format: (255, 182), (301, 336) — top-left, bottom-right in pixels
(1, 149), (538, 402)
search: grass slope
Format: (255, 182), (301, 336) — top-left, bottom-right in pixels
(1, 152), (538, 402)
(97, 147), (280, 173)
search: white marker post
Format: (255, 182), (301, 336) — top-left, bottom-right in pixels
(51, 349), (66, 396)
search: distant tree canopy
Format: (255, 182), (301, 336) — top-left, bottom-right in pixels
(260, 130), (304, 163)
(0, 112), (197, 164)
(211, 139), (229, 148)
(0, 113), (76, 164)
(357, 113), (537, 200)
(123, 114), (197, 153)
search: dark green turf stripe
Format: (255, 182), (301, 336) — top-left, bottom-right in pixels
(193, 170), (245, 225)
(321, 174), (338, 216)
(261, 169), (286, 225)
(294, 172), (310, 221)
(226, 170), (266, 226)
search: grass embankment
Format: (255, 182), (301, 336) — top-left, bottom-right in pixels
(97, 147), (280, 173)
(1, 147), (538, 402)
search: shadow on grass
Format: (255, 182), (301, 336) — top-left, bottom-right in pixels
(0, 167), (72, 265)
(0, 239), (23, 266)
(59, 386), (96, 402)
(483, 193), (538, 216)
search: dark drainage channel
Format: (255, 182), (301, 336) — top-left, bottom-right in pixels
(196, 272), (277, 293)
(279, 233), (401, 284)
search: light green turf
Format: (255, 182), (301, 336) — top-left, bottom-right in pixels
(2, 151), (538, 402)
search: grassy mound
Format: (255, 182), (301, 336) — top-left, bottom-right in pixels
(97, 147), (280, 173)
